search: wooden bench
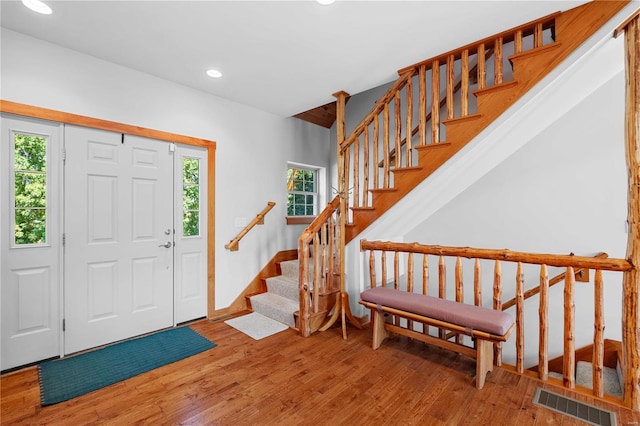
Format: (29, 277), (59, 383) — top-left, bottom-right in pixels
(359, 287), (515, 389)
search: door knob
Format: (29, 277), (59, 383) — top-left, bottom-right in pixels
(159, 241), (173, 248)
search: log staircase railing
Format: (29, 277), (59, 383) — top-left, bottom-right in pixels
(360, 240), (634, 406)
(298, 196), (341, 337)
(225, 201), (275, 251)
(332, 1), (629, 241)
(339, 14), (557, 219)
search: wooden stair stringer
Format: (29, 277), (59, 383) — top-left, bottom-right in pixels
(343, 0), (631, 244)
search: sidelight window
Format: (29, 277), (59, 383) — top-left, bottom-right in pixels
(182, 157), (200, 237)
(13, 133), (48, 245)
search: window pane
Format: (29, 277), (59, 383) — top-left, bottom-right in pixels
(183, 158), (199, 184)
(15, 208), (46, 244)
(14, 172), (46, 208)
(182, 158), (200, 237)
(14, 133), (47, 245)
(183, 185), (199, 210)
(14, 134), (46, 172)
(183, 211), (199, 236)
(286, 166), (318, 217)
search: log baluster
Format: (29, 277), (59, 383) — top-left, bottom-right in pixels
(446, 54), (455, 120)
(313, 233), (321, 313)
(418, 64), (426, 147)
(534, 22), (543, 48)
(353, 134), (360, 208)
(381, 251), (387, 288)
(474, 258), (482, 307)
(515, 29), (523, 54)
(423, 254), (429, 334)
(383, 104), (390, 188)
(363, 128), (369, 207)
(394, 91), (401, 169)
(516, 261), (524, 373)
(431, 60), (440, 144)
(461, 49), (469, 117)
(369, 250), (376, 288)
(477, 43), (486, 91)
(405, 78), (413, 166)
(564, 267), (576, 389)
(455, 256), (463, 344)
(407, 252), (414, 331)
(539, 264), (549, 380)
(373, 115), (379, 189)
(493, 259), (503, 366)
(494, 37), (503, 85)
(438, 255), (446, 339)
(394, 251), (400, 290)
(344, 146), (350, 216)
(593, 269), (604, 397)
(393, 250), (400, 325)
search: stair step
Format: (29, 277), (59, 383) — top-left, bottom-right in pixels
(265, 274), (298, 301)
(279, 259), (299, 280)
(575, 360), (622, 397)
(249, 292), (298, 328)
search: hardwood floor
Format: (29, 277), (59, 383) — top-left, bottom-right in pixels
(2, 318), (639, 425)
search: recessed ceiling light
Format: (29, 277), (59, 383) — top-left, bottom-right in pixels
(22, 0), (52, 15)
(316, 0), (336, 5)
(206, 69), (223, 79)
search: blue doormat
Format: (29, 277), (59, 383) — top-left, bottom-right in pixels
(38, 327), (216, 406)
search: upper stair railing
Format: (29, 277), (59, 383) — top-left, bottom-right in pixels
(339, 14), (557, 219)
(360, 240), (634, 407)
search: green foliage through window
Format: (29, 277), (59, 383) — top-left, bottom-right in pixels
(183, 158), (200, 236)
(287, 167), (317, 216)
(13, 133), (47, 245)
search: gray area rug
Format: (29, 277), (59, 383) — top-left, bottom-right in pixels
(224, 312), (289, 340)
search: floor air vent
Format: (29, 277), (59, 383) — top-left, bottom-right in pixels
(533, 388), (617, 426)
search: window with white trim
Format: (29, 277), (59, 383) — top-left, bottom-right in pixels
(287, 165), (318, 217)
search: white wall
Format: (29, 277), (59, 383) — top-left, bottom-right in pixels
(0, 29), (330, 310)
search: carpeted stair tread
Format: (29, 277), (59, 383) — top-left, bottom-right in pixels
(264, 275), (298, 301)
(249, 292), (298, 328)
(279, 259), (300, 279)
(548, 361), (622, 397)
(575, 360), (622, 397)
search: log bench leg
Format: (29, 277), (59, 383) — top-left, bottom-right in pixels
(371, 309), (389, 350)
(476, 339), (494, 389)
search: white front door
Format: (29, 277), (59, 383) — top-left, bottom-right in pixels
(174, 145), (208, 324)
(64, 127), (174, 354)
(1, 115), (62, 371)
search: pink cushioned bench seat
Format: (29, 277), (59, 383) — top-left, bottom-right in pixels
(360, 286), (513, 337)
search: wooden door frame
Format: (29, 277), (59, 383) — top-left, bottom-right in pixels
(0, 100), (217, 319)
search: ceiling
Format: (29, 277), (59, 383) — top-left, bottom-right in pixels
(1, 0), (591, 119)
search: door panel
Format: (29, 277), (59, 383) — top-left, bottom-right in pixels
(64, 127), (174, 354)
(174, 145), (208, 324)
(1, 116), (62, 371)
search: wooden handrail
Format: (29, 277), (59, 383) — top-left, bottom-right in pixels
(501, 252), (609, 310)
(299, 196), (340, 243)
(339, 72), (413, 152)
(396, 13), (559, 75)
(225, 201), (275, 251)
(360, 240), (632, 271)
